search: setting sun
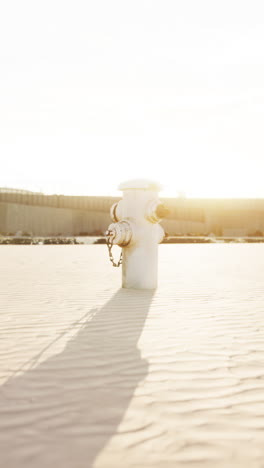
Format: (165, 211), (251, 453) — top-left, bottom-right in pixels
(1, 1), (264, 199)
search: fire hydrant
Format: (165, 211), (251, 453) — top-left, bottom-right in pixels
(106, 179), (169, 289)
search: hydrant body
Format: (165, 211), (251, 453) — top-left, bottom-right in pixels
(106, 179), (166, 290)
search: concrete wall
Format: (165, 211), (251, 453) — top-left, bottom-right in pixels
(1, 194), (264, 236)
(0, 203), (111, 236)
(0, 191), (118, 212)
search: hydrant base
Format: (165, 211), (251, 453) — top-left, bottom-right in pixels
(122, 245), (158, 290)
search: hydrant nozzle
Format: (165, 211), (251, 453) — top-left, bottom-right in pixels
(145, 200), (170, 223)
(156, 203), (171, 220)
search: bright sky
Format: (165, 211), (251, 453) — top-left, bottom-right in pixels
(1, 0), (264, 198)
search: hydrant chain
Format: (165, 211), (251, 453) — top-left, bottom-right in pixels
(106, 231), (123, 267)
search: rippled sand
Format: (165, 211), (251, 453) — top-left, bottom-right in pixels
(0, 244), (264, 468)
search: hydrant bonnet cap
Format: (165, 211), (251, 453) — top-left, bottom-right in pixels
(118, 179), (162, 191)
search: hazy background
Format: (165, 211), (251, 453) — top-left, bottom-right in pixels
(1, 0), (264, 197)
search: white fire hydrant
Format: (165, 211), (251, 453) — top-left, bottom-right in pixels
(106, 179), (168, 289)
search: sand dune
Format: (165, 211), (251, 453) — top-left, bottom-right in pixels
(0, 245), (264, 467)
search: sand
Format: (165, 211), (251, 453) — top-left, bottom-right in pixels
(0, 244), (264, 468)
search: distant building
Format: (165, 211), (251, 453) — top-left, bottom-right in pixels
(0, 188), (264, 237)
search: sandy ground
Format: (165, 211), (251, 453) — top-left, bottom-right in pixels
(0, 244), (264, 468)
